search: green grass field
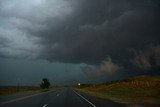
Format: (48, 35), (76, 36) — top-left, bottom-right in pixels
(76, 75), (160, 104)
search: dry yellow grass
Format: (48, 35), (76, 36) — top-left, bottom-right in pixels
(76, 75), (160, 104)
(0, 86), (41, 95)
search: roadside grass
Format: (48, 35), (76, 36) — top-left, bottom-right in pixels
(76, 75), (160, 104)
(0, 86), (55, 96)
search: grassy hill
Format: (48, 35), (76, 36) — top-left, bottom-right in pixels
(76, 75), (160, 104)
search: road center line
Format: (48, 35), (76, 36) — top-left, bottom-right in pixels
(73, 90), (96, 107)
(0, 90), (55, 106)
(43, 104), (48, 107)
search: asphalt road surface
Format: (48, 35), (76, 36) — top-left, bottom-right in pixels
(0, 87), (158, 107)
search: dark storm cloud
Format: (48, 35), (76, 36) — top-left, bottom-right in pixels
(130, 45), (160, 71)
(0, 0), (160, 65)
(0, 0), (160, 85)
(81, 56), (119, 78)
(36, 0), (160, 65)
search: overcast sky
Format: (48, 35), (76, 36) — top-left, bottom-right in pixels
(0, 0), (160, 86)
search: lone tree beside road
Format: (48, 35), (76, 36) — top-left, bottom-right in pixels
(40, 78), (50, 89)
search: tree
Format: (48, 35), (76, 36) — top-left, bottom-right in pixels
(40, 78), (50, 89)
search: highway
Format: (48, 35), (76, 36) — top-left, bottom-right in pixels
(0, 87), (127, 107)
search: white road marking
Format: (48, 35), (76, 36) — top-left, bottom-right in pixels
(43, 104), (48, 107)
(0, 90), (55, 106)
(73, 90), (96, 107)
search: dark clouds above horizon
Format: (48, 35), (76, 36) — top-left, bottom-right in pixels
(0, 0), (160, 85)
(0, 0), (160, 64)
